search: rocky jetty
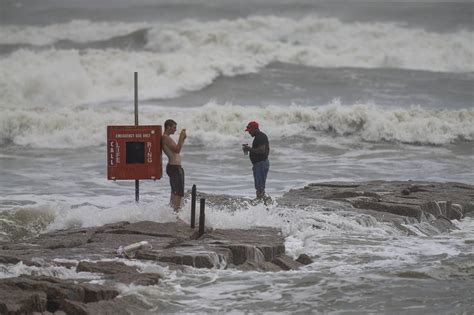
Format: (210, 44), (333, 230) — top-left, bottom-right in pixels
(278, 180), (474, 234)
(0, 220), (309, 313)
(1, 180), (472, 313)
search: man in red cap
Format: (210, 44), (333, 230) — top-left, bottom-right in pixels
(242, 121), (270, 201)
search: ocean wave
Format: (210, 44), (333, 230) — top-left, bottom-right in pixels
(0, 28), (150, 55)
(0, 20), (149, 46)
(306, 102), (474, 145)
(0, 206), (55, 242)
(145, 15), (474, 73)
(0, 16), (473, 109)
(0, 48), (223, 109)
(2, 17), (473, 75)
(1, 102), (472, 148)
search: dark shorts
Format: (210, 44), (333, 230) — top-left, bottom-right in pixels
(166, 164), (185, 197)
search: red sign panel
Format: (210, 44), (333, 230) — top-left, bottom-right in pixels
(107, 125), (162, 180)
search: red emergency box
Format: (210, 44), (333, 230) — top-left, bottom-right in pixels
(107, 125), (162, 180)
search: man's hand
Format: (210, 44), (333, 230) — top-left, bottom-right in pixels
(180, 129), (187, 140)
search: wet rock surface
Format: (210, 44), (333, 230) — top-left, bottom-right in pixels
(278, 180), (474, 233)
(0, 220), (299, 314)
(1, 181), (472, 313)
(0, 275), (119, 314)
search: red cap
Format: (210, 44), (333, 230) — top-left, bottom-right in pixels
(245, 121), (259, 132)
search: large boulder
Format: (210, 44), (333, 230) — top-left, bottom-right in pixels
(278, 181), (474, 233)
(0, 276), (118, 314)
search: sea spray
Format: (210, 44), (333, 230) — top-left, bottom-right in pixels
(1, 102), (472, 148)
(2, 16), (473, 73)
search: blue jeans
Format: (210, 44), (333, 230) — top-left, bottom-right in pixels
(252, 159), (270, 193)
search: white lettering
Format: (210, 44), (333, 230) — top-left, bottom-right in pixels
(146, 142), (152, 163)
(116, 144), (120, 164)
(116, 134), (134, 138)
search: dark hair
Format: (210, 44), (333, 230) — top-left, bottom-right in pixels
(164, 119), (177, 130)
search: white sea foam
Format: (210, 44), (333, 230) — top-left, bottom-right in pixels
(0, 20), (150, 46)
(0, 16), (473, 109)
(2, 16), (472, 73)
(46, 194), (176, 231)
(0, 48), (210, 108)
(1, 101), (473, 148)
(2, 185), (473, 308)
(0, 261), (101, 280)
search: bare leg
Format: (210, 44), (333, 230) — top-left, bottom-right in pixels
(171, 193), (182, 212)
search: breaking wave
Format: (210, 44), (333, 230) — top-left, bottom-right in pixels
(2, 16), (472, 74)
(0, 16), (473, 109)
(1, 101), (472, 148)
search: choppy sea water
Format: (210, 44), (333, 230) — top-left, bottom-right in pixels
(1, 1), (473, 313)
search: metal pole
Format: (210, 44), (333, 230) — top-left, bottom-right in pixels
(134, 72), (138, 126)
(191, 185), (196, 228)
(199, 198), (205, 237)
(134, 72), (139, 203)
